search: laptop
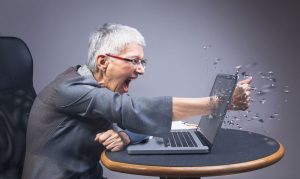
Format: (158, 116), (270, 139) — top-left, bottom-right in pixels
(127, 74), (237, 154)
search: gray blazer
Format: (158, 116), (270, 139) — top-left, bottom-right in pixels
(22, 66), (172, 179)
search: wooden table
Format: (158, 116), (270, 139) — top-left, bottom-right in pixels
(101, 129), (284, 179)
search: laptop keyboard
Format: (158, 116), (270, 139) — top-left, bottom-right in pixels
(163, 131), (198, 148)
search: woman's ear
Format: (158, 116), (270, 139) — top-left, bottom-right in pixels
(96, 55), (108, 71)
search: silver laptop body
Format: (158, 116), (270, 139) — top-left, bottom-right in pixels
(127, 74), (237, 154)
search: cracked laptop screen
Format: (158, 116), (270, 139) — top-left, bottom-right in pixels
(199, 74), (237, 145)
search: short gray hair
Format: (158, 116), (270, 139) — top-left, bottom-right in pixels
(87, 23), (146, 72)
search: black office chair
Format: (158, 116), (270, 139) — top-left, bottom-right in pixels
(0, 37), (36, 179)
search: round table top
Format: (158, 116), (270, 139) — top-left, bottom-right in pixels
(101, 129), (284, 177)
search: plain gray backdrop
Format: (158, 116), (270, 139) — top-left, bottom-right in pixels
(1, 0), (299, 178)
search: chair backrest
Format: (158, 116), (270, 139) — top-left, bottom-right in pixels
(0, 37), (36, 179)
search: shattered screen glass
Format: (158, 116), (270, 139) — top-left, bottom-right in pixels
(198, 74), (237, 145)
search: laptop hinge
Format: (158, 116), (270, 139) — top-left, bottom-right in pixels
(195, 131), (213, 149)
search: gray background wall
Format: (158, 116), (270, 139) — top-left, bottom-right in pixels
(1, 0), (299, 178)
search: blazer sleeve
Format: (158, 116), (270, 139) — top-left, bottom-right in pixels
(55, 76), (172, 137)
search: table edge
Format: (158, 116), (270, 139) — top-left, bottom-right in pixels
(100, 143), (285, 177)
